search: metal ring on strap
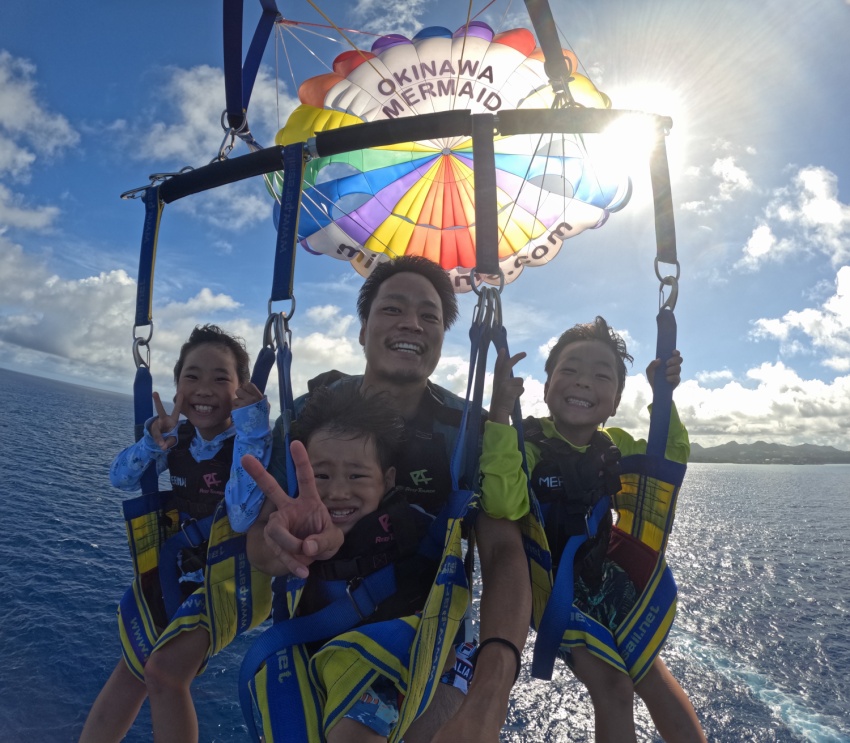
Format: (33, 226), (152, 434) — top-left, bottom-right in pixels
(267, 296), (296, 322)
(469, 268), (506, 297)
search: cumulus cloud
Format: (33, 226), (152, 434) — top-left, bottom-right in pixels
(509, 361), (850, 448)
(3, 229), (848, 448)
(0, 183), (60, 229)
(736, 166), (850, 270)
(0, 234), (253, 392)
(0, 51), (79, 232)
(680, 143), (755, 216)
(115, 63), (299, 231)
(0, 51), (80, 168)
(351, 0), (433, 37)
(673, 362), (850, 447)
(751, 265), (850, 371)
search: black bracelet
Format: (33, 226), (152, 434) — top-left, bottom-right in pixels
(473, 637), (522, 684)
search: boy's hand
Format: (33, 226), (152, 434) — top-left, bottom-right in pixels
(646, 350), (683, 390)
(241, 444), (343, 579)
(150, 391), (184, 451)
(490, 349), (527, 425)
(232, 381), (264, 410)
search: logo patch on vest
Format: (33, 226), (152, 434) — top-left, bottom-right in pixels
(410, 469), (432, 486)
(203, 473), (223, 489)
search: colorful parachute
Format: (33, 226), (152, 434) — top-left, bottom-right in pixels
(275, 22), (632, 291)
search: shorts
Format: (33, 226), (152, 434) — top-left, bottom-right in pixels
(344, 641), (477, 735)
(344, 677), (401, 737)
(574, 557), (637, 631)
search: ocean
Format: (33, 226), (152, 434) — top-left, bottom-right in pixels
(1, 367), (848, 742)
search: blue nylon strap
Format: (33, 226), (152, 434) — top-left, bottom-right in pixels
(449, 317), (481, 491)
(134, 186), (162, 328)
(276, 337), (298, 498)
(239, 567), (398, 743)
(272, 143), (306, 302)
(132, 367), (160, 496)
(132, 185), (162, 495)
(222, 0), (280, 131)
(531, 495), (612, 680)
(646, 308), (677, 459)
(250, 346), (275, 392)
(157, 515), (215, 619)
(464, 314), (493, 490)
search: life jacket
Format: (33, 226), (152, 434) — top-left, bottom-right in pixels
(524, 418), (622, 590)
(165, 422), (234, 520)
(301, 373), (465, 516)
(156, 422), (235, 580)
(279, 490), (439, 629)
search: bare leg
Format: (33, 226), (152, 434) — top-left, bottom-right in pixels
(144, 628), (210, 743)
(403, 683), (464, 743)
(326, 718), (388, 743)
(78, 658), (147, 743)
(571, 646), (637, 743)
(634, 657), (707, 743)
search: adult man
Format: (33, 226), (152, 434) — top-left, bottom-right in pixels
(246, 256), (530, 742)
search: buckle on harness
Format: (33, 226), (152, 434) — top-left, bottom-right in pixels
(180, 518), (203, 548)
(346, 578), (369, 620)
(584, 509), (594, 539)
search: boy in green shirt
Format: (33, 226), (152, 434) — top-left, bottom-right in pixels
(481, 316), (705, 743)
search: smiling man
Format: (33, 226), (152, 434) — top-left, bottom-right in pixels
(249, 256), (530, 743)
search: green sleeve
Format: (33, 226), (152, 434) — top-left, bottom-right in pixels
(478, 420), (531, 520)
(605, 403), (690, 464)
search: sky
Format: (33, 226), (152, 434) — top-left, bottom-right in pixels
(1, 0), (849, 448)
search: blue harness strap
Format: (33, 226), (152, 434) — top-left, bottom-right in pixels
(530, 496), (611, 679)
(222, 0), (280, 133)
(157, 515), (215, 618)
(238, 566), (398, 742)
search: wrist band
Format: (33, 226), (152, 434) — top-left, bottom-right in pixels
(473, 637), (522, 684)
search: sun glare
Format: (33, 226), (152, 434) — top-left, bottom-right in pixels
(601, 81), (688, 178)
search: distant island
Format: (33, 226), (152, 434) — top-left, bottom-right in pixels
(690, 441), (850, 465)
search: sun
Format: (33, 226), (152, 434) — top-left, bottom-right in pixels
(598, 81), (689, 179)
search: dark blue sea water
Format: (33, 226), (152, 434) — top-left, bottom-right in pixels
(1, 368), (848, 742)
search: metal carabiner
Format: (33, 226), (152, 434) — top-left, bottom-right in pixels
(132, 322), (154, 369)
(659, 275), (679, 311)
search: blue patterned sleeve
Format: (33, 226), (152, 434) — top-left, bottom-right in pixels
(225, 397), (273, 532)
(108, 417), (173, 491)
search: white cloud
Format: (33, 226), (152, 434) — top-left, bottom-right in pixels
(694, 369), (734, 385)
(0, 183), (60, 229)
(116, 63), (299, 232)
(351, 0), (433, 37)
(673, 362), (850, 447)
(711, 156), (753, 201)
(0, 51), (80, 169)
(0, 234), (256, 392)
(4, 230), (849, 448)
(736, 223), (796, 270)
(738, 166), (850, 270)
(679, 143), (757, 217)
(751, 265), (850, 370)
(131, 64), (298, 167)
(0, 51), (79, 233)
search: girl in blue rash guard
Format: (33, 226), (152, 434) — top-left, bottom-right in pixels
(79, 324), (272, 743)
